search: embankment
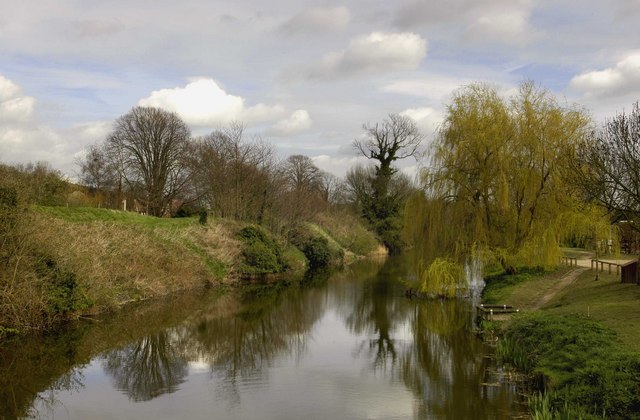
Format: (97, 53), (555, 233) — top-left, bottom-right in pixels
(0, 206), (381, 336)
(482, 265), (640, 418)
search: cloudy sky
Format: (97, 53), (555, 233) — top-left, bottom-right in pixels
(1, 0), (639, 178)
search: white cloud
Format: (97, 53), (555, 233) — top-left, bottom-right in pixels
(272, 109), (312, 135)
(382, 75), (472, 101)
(311, 154), (368, 177)
(569, 51), (640, 98)
(0, 75), (22, 101)
(280, 6), (350, 34)
(0, 96), (36, 123)
(465, 9), (533, 44)
(464, 0), (538, 45)
(307, 32), (427, 79)
(0, 75), (35, 123)
(138, 79), (284, 126)
(400, 107), (443, 136)
(0, 74), (108, 175)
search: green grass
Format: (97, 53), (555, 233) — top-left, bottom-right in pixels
(480, 251), (640, 418)
(34, 206), (198, 228)
(182, 240), (227, 280)
(482, 266), (549, 305)
(502, 312), (640, 419)
(482, 261), (640, 352)
(545, 269), (640, 352)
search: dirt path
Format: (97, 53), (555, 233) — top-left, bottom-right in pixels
(532, 267), (588, 309)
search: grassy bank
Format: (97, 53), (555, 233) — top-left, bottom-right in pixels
(482, 261), (640, 418)
(0, 206), (381, 335)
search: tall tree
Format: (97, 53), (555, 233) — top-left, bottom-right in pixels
(409, 81), (599, 283)
(353, 113), (423, 252)
(189, 122), (276, 222)
(278, 154), (326, 223)
(78, 144), (114, 207)
(105, 107), (191, 217)
(572, 102), (640, 226)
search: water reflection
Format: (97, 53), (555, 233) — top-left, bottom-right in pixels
(0, 257), (519, 419)
(103, 331), (188, 401)
(336, 257), (517, 418)
(341, 258), (411, 371)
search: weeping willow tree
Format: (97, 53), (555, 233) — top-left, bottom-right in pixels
(405, 81), (613, 296)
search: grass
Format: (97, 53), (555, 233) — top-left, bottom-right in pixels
(35, 206), (198, 228)
(544, 269), (640, 352)
(487, 267), (573, 309)
(483, 266), (564, 306)
(484, 259), (640, 352)
(2, 205), (382, 333)
(483, 250), (640, 418)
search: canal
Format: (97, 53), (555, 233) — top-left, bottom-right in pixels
(1, 256), (521, 419)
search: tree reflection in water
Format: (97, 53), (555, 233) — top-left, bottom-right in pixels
(4, 257), (519, 418)
(184, 277), (328, 406)
(98, 274), (329, 405)
(338, 256), (517, 418)
(341, 258), (410, 371)
(102, 331), (188, 401)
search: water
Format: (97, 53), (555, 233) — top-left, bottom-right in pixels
(1, 256), (521, 419)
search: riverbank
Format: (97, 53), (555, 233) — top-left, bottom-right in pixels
(482, 257), (640, 418)
(0, 206), (382, 336)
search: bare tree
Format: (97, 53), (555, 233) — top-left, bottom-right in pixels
(277, 154), (327, 223)
(78, 144), (114, 207)
(283, 155), (322, 192)
(105, 107), (192, 216)
(353, 113), (422, 192)
(573, 102), (640, 225)
(190, 122), (277, 222)
(352, 114), (423, 252)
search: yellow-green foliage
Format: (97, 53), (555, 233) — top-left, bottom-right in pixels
(405, 81), (612, 277)
(419, 258), (466, 298)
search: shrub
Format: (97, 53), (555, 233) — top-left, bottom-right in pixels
(303, 236), (331, 269)
(314, 211), (379, 256)
(198, 209), (208, 225)
(37, 256), (92, 316)
(236, 226), (287, 274)
(288, 223), (345, 268)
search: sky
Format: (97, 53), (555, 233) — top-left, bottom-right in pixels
(1, 0), (639, 179)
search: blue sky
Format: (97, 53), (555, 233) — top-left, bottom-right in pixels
(1, 0), (639, 177)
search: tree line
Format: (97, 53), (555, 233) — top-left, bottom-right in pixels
(77, 107), (421, 251)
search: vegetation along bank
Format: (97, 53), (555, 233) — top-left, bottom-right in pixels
(482, 262), (640, 419)
(0, 163), (382, 336)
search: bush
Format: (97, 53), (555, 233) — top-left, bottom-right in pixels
(288, 223), (345, 268)
(236, 226), (287, 274)
(314, 211), (379, 256)
(303, 236), (331, 269)
(37, 256), (92, 315)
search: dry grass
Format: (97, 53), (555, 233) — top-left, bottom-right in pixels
(0, 208), (247, 333)
(313, 210), (380, 256)
(31, 214), (216, 309)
